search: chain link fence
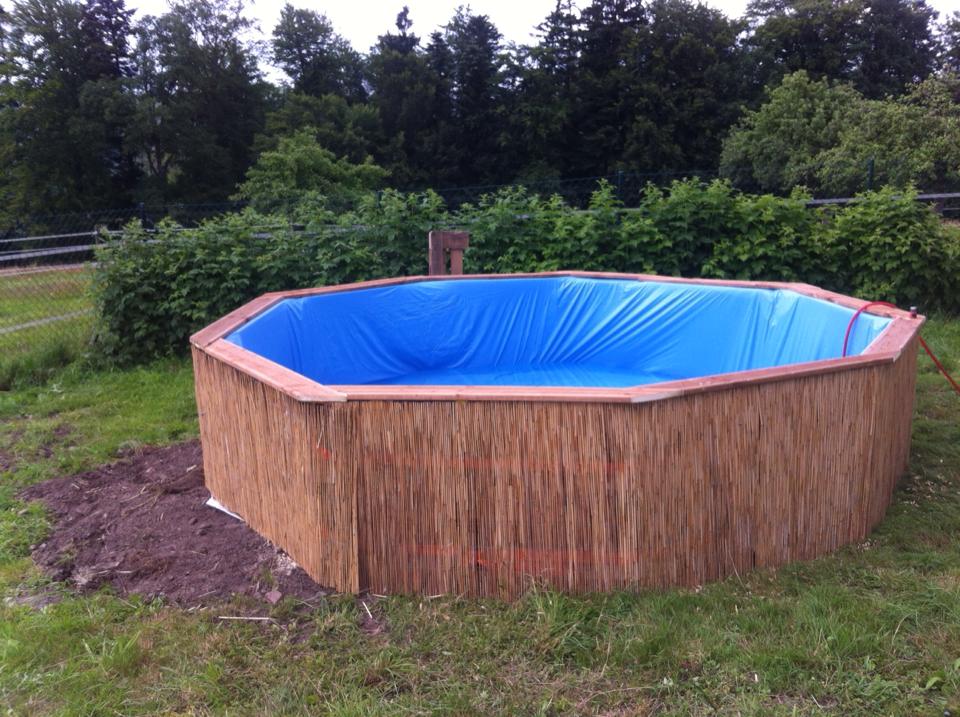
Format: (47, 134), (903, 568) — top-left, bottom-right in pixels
(0, 202), (245, 386)
(1, 245), (96, 386)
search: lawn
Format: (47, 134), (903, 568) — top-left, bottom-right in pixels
(0, 265), (95, 388)
(0, 320), (958, 715)
(0, 265), (93, 330)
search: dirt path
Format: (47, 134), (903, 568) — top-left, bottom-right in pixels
(20, 441), (328, 605)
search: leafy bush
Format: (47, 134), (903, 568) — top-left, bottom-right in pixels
(816, 77), (960, 196)
(719, 71), (860, 194)
(460, 186), (558, 273)
(464, 182), (666, 274)
(331, 189), (449, 281)
(701, 188), (834, 284)
(640, 179), (742, 275)
(538, 182), (666, 273)
(721, 71), (960, 197)
(828, 188), (960, 311)
(93, 181), (960, 364)
(93, 212), (326, 362)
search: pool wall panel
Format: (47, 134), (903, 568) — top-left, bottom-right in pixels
(193, 347), (359, 592)
(192, 328), (918, 598)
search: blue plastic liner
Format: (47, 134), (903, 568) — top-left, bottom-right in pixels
(226, 277), (890, 388)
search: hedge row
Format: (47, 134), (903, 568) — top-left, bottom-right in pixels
(93, 180), (960, 363)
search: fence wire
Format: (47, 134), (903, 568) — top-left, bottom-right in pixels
(1, 247), (96, 381)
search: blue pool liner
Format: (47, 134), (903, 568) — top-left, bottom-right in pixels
(226, 276), (890, 388)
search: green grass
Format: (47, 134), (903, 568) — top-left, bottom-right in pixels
(0, 266), (92, 330)
(1, 322), (959, 716)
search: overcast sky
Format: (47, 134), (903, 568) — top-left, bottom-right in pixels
(131, 0), (960, 57)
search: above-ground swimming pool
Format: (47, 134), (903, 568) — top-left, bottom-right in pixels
(191, 272), (922, 597)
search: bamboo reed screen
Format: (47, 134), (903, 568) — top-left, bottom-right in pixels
(191, 273), (921, 598)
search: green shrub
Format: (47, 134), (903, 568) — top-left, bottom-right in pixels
(640, 179), (741, 276)
(92, 181), (959, 364)
(829, 188), (960, 312)
(464, 182), (667, 274)
(701, 189), (835, 284)
(234, 129), (387, 214)
(93, 213), (326, 363)
(461, 186), (557, 273)
(332, 189), (449, 281)
(539, 182), (666, 273)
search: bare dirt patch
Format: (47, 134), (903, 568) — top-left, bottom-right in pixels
(0, 429), (24, 473)
(20, 440), (328, 605)
(37, 422), (72, 459)
(0, 448), (16, 474)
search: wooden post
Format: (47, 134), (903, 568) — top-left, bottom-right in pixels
(427, 231), (470, 275)
(445, 233), (468, 275)
(428, 232), (446, 275)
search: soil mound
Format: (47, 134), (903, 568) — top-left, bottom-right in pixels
(20, 441), (328, 605)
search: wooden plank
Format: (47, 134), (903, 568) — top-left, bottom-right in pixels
(202, 339), (346, 403)
(335, 384), (638, 403)
(189, 294), (285, 348)
(864, 315), (926, 358)
(427, 231), (446, 275)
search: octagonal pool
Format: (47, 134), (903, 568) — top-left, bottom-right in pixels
(191, 272), (922, 597)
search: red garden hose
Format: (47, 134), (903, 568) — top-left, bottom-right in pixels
(842, 300), (960, 396)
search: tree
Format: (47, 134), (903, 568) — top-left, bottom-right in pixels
(940, 12), (960, 75)
(817, 75), (960, 194)
(623, 0), (749, 170)
(0, 0), (137, 222)
(80, 0), (133, 78)
(366, 6), (437, 186)
(568, 0), (646, 175)
(508, 0), (581, 178)
(850, 0), (937, 98)
(512, 0), (748, 179)
(127, 0), (268, 201)
(745, 0), (938, 98)
(719, 71), (862, 193)
(442, 8), (506, 183)
(420, 30), (459, 179)
(258, 92), (388, 166)
(271, 4), (364, 102)
(234, 128), (386, 212)
(745, 0), (860, 87)
(721, 71), (960, 195)
(366, 6), (510, 186)
(0, 0), (952, 217)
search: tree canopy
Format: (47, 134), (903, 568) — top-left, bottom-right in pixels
(234, 128), (386, 213)
(1, 0), (958, 223)
(721, 71), (960, 195)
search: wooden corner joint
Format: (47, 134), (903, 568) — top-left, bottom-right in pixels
(203, 339), (347, 403)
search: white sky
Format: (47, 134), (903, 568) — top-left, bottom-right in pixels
(130, 0), (960, 58)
